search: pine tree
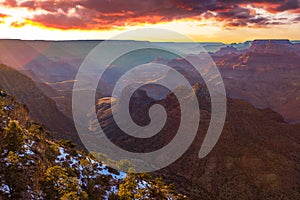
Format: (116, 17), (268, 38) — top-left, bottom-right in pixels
(42, 166), (81, 199)
(3, 121), (25, 153)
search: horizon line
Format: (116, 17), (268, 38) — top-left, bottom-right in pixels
(0, 38), (299, 44)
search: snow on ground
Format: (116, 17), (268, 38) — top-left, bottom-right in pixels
(55, 146), (127, 197)
(0, 184), (10, 196)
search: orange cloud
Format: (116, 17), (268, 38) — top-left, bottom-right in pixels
(10, 21), (26, 28)
(0, 13), (9, 18)
(1, 0), (299, 30)
(0, 13), (9, 24)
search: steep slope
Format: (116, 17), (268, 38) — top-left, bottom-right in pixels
(5, 39), (298, 123)
(95, 85), (300, 199)
(166, 40), (300, 123)
(214, 40), (299, 71)
(0, 92), (179, 199)
(213, 40), (300, 123)
(0, 64), (77, 141)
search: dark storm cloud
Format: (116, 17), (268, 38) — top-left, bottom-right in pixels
(273, 0), (299, 11)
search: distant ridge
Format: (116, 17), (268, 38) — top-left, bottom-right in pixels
(0, 38), (298, 44)
(0, 64), (79, 142)
(251, 39), (292, 45)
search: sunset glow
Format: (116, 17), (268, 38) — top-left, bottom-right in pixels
(0, 0), (299, 42)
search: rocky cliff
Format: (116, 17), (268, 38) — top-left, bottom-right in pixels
(0, 64), (77, 142)
(95, 85), (300, 199)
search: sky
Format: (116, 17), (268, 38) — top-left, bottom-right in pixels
(0, 0), (299, 43)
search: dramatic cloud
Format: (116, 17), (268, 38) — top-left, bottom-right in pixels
(10, 20), (26, 27)
(3, 0), (17, 7)
(0, 13), (9, 18)
(0, 13), (6, 24)
(293, 16), (300, 21)
(0, 13), (9, 24)
(273, 0), (299, 11)
(1, 0), (299, 30)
